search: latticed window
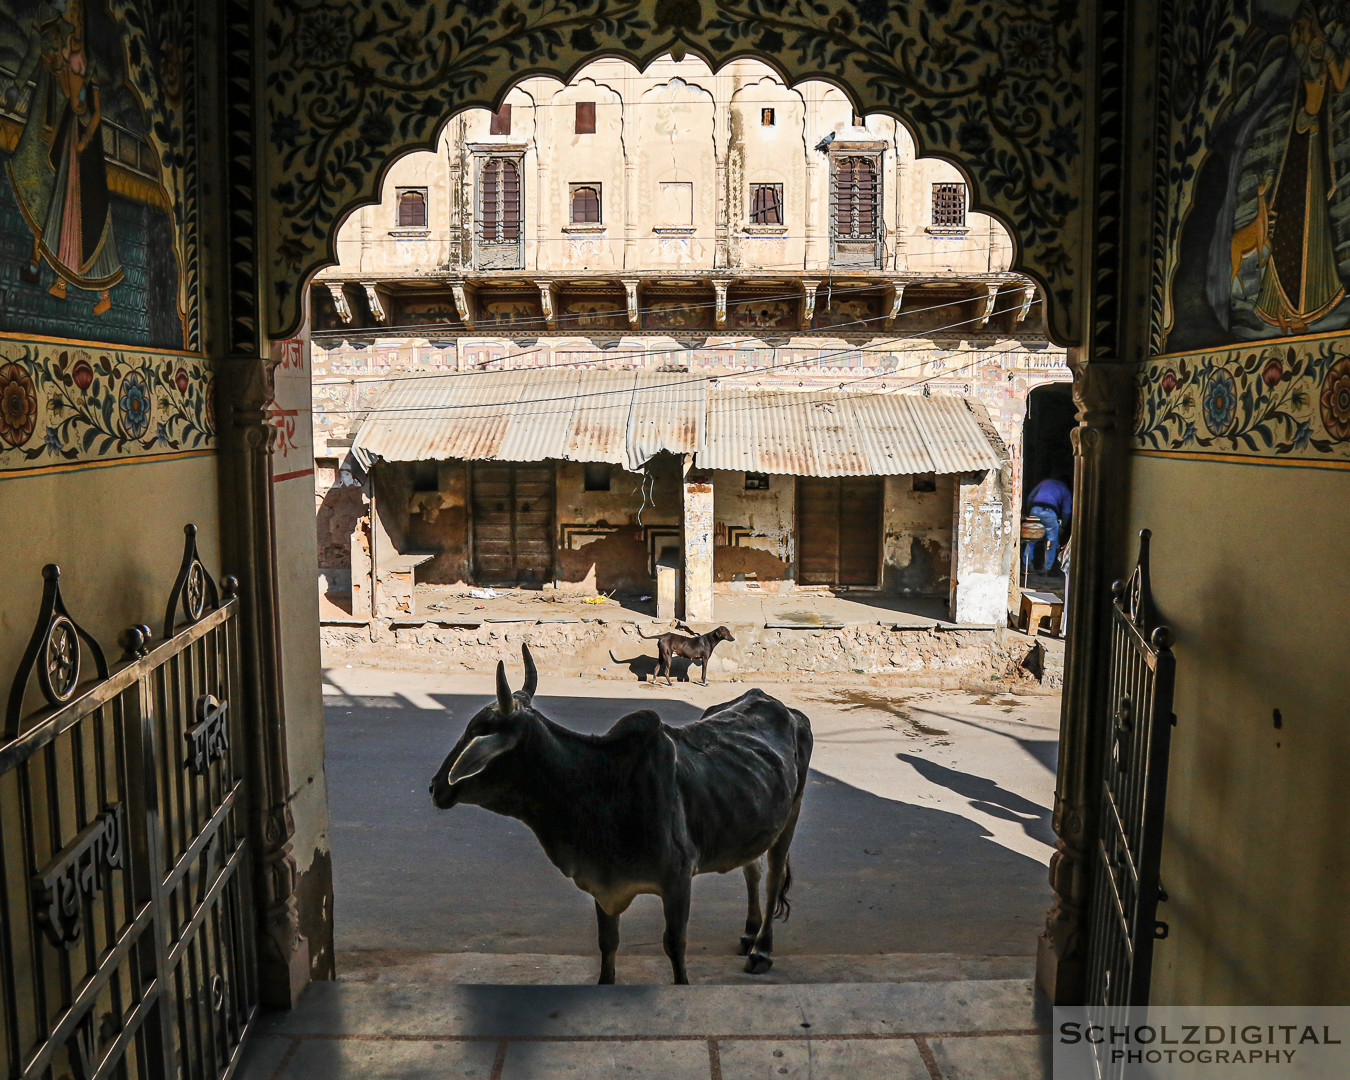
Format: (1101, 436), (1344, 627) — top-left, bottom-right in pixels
(932, 182), (967, 227)
(749, 183), (783, 225)
(833, 157), (877, 238)
(480, 158), (521, 241)
(396, 188), (426, 228)
(571, 185), (601, 223)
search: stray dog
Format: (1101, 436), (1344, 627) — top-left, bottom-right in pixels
(629, 621), (735, 686)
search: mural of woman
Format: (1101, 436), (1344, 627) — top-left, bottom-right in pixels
(4, 0), (122, 316)
(1251, 3), (1350, 333)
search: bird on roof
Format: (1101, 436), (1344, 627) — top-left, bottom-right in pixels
(813, 132), (835, 153)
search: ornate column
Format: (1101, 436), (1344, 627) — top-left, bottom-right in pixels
(1036, 351), (1133, 1004)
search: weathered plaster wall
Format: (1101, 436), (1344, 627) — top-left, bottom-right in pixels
(712, 470), (794, 586)
(882, 474), (954, 596)
(556, 459), (680, 593)
(402, 461), (472, 584)
(950, 467), (1012, 624)
(1126, 456), (1350, 1005)
(682, 464), (715, 620)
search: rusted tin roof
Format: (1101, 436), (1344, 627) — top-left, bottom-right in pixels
(352, 371), (1002, 476)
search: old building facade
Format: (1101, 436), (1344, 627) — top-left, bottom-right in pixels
(312, 57), (1070, 624)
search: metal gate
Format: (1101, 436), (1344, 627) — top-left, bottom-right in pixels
(1085, 528), (1176, 1021)
(1, 526), (256, 1080)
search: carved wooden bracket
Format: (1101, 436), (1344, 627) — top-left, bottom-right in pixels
(885, 282), (907, 329)
(535, 280), (558, 328)
(712, 279), (731, 329)
(325, 284), (352, 324)
(975, 282), (1000, 329)
(361, 282), (389, 323)
(621, 278), (641, 328)
(450, 282), (477, 328)
(1015, 281), (1037, 324)
(800, 279), (820, 329)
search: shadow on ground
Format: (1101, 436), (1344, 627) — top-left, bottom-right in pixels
(323, 684), (1052, 971)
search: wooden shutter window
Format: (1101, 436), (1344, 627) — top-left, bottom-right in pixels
(481, 159), (521, 241)
(835, 157), (877, 238)
(750, 184), (783, 225)
(397, 190), (426, 228)
(490, 104), (512, 135)
(571, 186), (601, 223)
(575, 101), (596, 134)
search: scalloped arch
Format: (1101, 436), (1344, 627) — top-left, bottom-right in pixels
(263, 0), (1087, 344)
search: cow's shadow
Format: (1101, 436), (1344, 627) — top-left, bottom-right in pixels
(324, 686), (1054, 970)
(606, 650), (695, 683)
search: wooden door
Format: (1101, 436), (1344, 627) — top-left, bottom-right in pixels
(796, 476), (882, 586)
(472, 463), (554, 583)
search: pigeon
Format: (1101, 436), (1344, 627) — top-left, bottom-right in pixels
(813, 131), (836, 153)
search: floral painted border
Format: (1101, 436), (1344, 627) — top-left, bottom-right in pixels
(1133, 336), (1350, 465)
(0, 342), (215, 474)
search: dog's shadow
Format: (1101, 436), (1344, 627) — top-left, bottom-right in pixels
(606, 650), (694, 683)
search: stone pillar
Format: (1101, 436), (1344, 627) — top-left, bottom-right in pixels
(680, 458), (714, 622)
(1036, 354), (1133, 1004)
(949, 468), (1011, 625)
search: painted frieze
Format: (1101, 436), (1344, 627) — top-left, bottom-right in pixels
(1133, 333), (1350, 466)
(0, 338), (213, 471)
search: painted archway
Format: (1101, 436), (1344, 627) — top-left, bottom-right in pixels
(258, 0), (1092, 345)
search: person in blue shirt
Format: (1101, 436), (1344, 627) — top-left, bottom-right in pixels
(1023, 475), (1072, 576)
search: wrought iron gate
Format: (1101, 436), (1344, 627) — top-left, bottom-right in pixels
(1085, 528), (1176, 1018)
(1, 527), (257, 1080)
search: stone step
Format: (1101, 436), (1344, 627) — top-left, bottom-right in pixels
(236, 976), (1050, 1080)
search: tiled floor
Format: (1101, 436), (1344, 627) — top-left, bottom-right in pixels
(234, 979), (1051, 1080)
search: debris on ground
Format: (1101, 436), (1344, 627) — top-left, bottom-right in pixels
(469, 587), (500, 599)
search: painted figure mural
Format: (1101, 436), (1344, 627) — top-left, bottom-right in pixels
(0, 0), (185, 349)
(1166, 0), (1350, 350)
(5, 0), (121, 315)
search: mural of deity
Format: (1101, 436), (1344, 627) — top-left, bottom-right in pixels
(1169, 1), (1350, 349)
(0, 0), (184, 348)
(732, 299), (794, 329)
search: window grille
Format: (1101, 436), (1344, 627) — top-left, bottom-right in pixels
(575, 101), (596, 133)
(932, 182), (967, 227)
(481, 158), (521, 241)
(397, 188), (427, 228)
(571, 185), (601, 223)
(490, 104), (512, 135)
(833, 157), (878, 239)
(749, 184), (783, 225)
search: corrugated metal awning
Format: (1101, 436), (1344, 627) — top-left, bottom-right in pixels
(351, 369), (704, 471)
(352, 371), (1002, 476)
(700, 389), (1004, 476)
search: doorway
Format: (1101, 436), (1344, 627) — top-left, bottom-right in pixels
(471, 462), (555, 584)
(796, 476), (883, 587)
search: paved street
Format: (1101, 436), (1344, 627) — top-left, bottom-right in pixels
(318, 665), (1059, 980)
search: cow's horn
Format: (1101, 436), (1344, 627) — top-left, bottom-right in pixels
(496, 660), (515, 716)
(521, 643), (537, 701)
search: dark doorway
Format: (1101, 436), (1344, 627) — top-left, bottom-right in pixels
(1021, 384), (1076, 584)
(471, 462), (555, 583)
(797, 476), (882, 586)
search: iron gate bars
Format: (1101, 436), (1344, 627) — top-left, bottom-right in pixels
(0, 526), (257, 1080)
(1085, 528), (1177, 1020)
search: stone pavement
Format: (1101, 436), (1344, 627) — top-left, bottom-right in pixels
(235, 977), (1051, 1080)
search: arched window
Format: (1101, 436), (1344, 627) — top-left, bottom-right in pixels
(397, 189), (427, 228)
(570, 185), (601, 224)
(833, 156), (877, 239)
(481, 158), (521, 241)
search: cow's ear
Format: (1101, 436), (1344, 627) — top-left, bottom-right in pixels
(447, 731), (518, 785)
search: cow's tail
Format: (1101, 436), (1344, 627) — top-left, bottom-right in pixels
(774, 857), (793, 922)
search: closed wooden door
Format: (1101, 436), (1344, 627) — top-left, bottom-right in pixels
(472, 462), (554, 583)
(796, 476), (882, 586)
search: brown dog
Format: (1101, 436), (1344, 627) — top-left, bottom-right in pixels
(636, 622), (736, 685)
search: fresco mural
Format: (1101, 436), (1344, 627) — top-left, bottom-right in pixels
(730, 297), (795, 330)
(0, 0), (188, 350)
(1160, 0), (1350, 352)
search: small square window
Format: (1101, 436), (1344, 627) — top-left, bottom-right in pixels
(745, 472), (770, 491)
(761, 108), (775, 126)
(489, 104), (512, 135)
(411, 462), (439, 493)
(912, 474), (937, 493)
(396, 188), (427, 228)
(575, 101), (596, 134)
(584, 463), (611, 491)
(750, 184), (783, 225)
(570, 184), (601, 223)
(932, 182), (967, 228)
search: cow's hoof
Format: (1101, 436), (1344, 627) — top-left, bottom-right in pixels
(744, 951), (773, 975)
(738, 934), (755, 956)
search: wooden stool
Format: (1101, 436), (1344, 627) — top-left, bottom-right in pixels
(1019, 590), (1064, 637)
